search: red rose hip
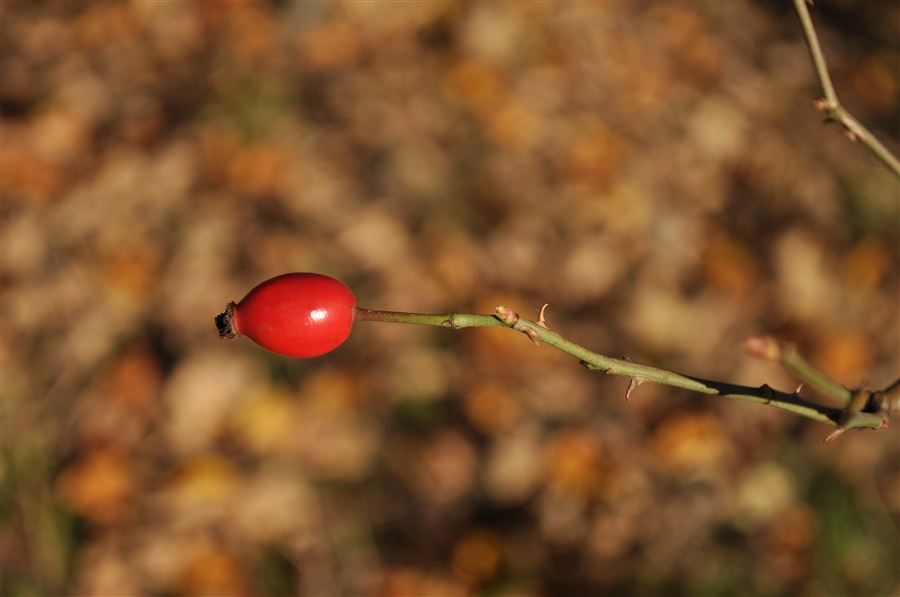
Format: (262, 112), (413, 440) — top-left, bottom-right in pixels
(215, 273), (356, 358)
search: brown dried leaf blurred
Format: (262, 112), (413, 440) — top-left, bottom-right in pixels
(2, 2), (897, 596)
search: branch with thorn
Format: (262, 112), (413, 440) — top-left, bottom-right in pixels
(793, 0), (900, 178)
(357, 305), (898, 442)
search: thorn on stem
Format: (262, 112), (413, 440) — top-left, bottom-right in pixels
(522, 326), (542, 346)
(537, 303), (551, 330)
(823, 427), (846, 443)
(625, 377), (646, 402)
(844, 118), (866, 141)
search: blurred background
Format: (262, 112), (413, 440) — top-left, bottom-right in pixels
(2, 1), (898, 595)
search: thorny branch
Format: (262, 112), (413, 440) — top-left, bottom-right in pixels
(355, 306), (897, 442)
(793, 0), (900, 178)
(342, 5), (900, 445)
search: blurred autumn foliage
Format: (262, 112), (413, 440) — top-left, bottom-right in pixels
(2, 2), (899, 596)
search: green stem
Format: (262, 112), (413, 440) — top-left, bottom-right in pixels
(793, 0), (900, 178)
(353, 308), (507, 330)
(780, 343), (852, 406)
(793, 0), (837, 107)
(352, 306), (888, 431)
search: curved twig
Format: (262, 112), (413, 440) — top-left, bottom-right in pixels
(354, 307), (895, 440)
(793, 0), (900, 178)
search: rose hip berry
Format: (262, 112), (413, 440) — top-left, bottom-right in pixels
(215, 273), (356, 358)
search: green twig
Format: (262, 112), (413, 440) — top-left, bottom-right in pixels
(353, 306), (893, 437)
(782, 347), (852, 405)
(742, 336), (851, 405)
(353, 308), (507, 330)
(793, 0), (900, 178)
